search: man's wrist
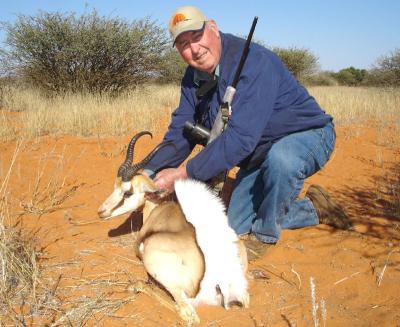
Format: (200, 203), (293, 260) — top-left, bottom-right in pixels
(178, 165), (188, 179)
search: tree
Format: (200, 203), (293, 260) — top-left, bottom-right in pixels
(369, 49), (400, 86)
(272, 47), (318, 79)
(1, 10), (170, 94)
(377, 48), (400, 72)
(157, 49), (187, 84)
(334, 67), (367, 86)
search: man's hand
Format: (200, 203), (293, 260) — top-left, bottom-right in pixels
(153, 166), (188, 194)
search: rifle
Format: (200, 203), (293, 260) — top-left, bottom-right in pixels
(208, 16), (258, 144)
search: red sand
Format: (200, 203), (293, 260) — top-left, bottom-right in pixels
(1, 124), (399, 326)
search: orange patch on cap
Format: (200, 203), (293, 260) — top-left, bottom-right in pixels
(172, 13), (187, 27)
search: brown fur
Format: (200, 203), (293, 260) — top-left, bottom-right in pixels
(133, 177), (205, 322)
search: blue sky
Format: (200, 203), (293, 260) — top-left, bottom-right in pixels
(0, 0), (399, 72)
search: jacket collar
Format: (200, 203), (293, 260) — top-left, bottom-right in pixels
(193, 65), (219, 86)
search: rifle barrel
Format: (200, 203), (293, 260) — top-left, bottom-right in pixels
(232, 16), (258, 89)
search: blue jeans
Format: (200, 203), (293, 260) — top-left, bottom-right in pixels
(227, 122), (336, 243)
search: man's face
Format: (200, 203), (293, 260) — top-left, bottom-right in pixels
(175, 20), (221, 74)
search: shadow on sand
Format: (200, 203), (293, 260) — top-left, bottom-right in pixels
(108, 211), (143, 237)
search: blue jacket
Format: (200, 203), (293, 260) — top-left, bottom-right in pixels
(145, 32), (332, 181)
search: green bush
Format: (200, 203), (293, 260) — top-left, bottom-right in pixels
(272, 47), (318, 79)
(333, 67), (367, 86)
(1, 10), (169, 95)
(302, 72), (338, 86)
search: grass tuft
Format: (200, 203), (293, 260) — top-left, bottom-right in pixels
(0, 142), (40, 325)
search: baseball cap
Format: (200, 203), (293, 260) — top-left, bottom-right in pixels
(168, 6), (207, 45)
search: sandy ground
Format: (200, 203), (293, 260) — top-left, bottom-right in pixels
(1, 123), (399, 326)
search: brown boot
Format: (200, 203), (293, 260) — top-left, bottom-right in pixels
(239, 234), (273, 261)
(306, 185), (353, 230)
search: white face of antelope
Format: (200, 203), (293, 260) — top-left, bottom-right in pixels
(97, 131), (174, 220)
(97, 176), (146, 220)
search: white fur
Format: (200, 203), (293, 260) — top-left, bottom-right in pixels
(174, 179), (249, 308)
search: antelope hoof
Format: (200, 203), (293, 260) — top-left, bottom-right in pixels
(178, 304), (200, 324)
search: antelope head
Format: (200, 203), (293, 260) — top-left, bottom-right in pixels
(98, 131), (168, 219)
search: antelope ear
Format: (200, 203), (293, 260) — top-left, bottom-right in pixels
(133, 174), (159, 193)
(142, 182), (159, 193)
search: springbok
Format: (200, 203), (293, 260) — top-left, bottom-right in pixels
(98, 131), (249, 323)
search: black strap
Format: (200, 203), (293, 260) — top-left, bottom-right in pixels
(195, 78), (218, 99)
(194, 78), (218, 125)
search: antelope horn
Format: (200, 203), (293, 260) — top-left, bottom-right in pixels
(118, 131), (152, 179)
(123, 142), (177, 182)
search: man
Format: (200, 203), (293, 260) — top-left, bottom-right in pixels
(144, 6), (352, 246)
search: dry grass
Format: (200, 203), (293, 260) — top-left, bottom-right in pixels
(0, 142), (40, 325)
(0, 111), (17, 141)
(0, 222), (41, 326)
(1, 84), (179, 139)
(1, 85), (399, 143)
(309, 86), (400, 125)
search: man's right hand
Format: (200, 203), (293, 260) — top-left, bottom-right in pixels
(153, 166), (188, 195)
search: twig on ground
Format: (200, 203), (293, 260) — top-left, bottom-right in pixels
(256, 263), (296, 287)
(377, 249), (397, 286)
(0, 140), (22, 196)
(67, 216), (107, 226)
(333, 271), (361, 285)
(113, 253), (142, 265)
(310, 277), (318, 327)
(291, 264), (302, 290)
(281, 313), (297, 327)
(128, 279), (177, 314)
(320, 299), (327, 327)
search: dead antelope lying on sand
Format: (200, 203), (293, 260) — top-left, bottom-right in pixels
(98, 131), (249, 323)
